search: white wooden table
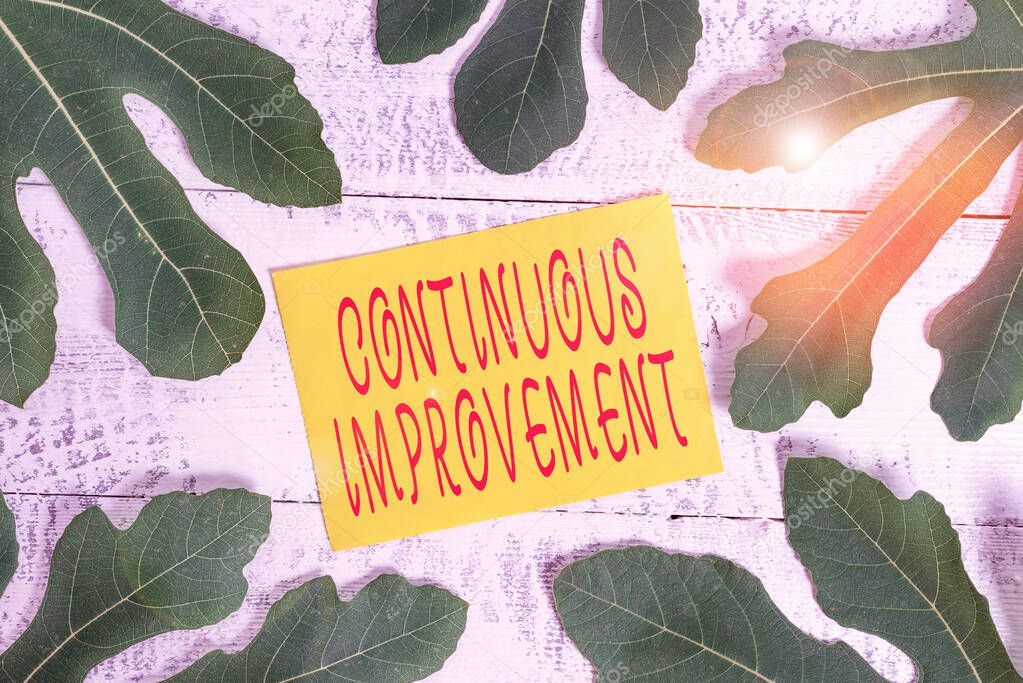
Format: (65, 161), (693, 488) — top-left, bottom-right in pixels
(1, 0), (1021, 680)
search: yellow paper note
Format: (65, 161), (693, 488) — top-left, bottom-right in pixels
(273, 195), (722, 550)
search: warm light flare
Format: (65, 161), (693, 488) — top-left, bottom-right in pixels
(784, 128), (821, 166)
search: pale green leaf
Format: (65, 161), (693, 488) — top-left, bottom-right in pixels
(602, 0), (702, 110)
(454, 0), (587, 174)
(785, 457), (1020, 681)
(376, 0), (488, 63)
(167, 574), (467, 682)
(0, 488), (271, 682)
(553, 546), (883, 682)
(0, 491), (16, 597)
(0, 0), (342, 405)
(0, 182), (56, 407)
(696, 0), (1023, 434)
(929, 187), (1023, 440)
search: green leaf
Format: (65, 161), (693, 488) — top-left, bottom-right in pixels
(0, 488), (271, 682)
(454, 0), (588, 174)
(602, 0), (702, 110)
(0, 489), (469, 681)
(553, 546), (883, 682)
(928, 188), (1023, 440)
(0, 185), (56, 408)
(784, 456), (1020, 681)
(0, 0), (342, 405)
(0, 491), (16, 596)
(386, 0), (707, 172)
(167, 574), (468, 682)
(376, 0), (488, 63)
(554, 461), (1020, 682)
(696, 0), (1023, 434)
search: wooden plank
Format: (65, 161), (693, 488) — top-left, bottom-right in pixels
(16, 0), (1019, 215)
(0, 493), (1018, 682)
(3, 188), (1023, 530)
(1, 3), (1019, 683)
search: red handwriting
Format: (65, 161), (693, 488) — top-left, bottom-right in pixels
(329, 238), (694, 518)
(336, 240), (646, 392)
(333, 351), (690, 516)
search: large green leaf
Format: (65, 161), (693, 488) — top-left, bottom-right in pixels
(167, 574), (468, 682)
(554, 459), (1020, 682)
(602, 0), (702, 110)
(785, 457), (1019, 681)
(376, 0), (488, 63)
(553, 546), (883, 682)
(454, 0), (587, 174)
(0, 489), (468, 681)
(0, 491), (16, 596)
(0, 0), (341, 406)
(928, 186), (1023, 440)
(382, 0), (708, 173)
(696, 0), (1023, 435)
(0, 488), (270, 682)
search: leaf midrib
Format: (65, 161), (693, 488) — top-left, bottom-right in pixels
(23, 0), (339, 203)
(636, 1), (661, 105)
(735, 101), (1023, 426)
(708, 65), (1023, 150)
(556, 578), (774, 682)
(956, 257), (1023, 433)
(0, 13), (235, 369)
(799, 465), (982, 682)
(20, 499), (266, 682)
(276, 606), (464, 682)
(1004, 0), (1023, 30)
(380, 0), (431, 61)
(503, 0), (556, 171)
(0, 301), (23, 401)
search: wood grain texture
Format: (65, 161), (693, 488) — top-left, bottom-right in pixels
(0, 494), (1019, 682)
(16, 0), (1018, 214)
(3, 187), (1022, 678)
(4, 188), (1023, 524)
(1, 0), (1022, 680)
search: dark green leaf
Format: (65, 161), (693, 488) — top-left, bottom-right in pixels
(696, 0), (1023, 434)
(376, 0), (488, 63)
(454, 0), (587, 174)
(785, 457), (1020, 681)
(0, 491), (16, 596)
(929, 187), (1023, 440)
(166, 574), (467, 682)
(0, 488), (270, 682)
(0, 186), (56, 407)
(0, 0), (342, 405)
(553, 546), (883, 682)
(602, 0), (702, 110)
